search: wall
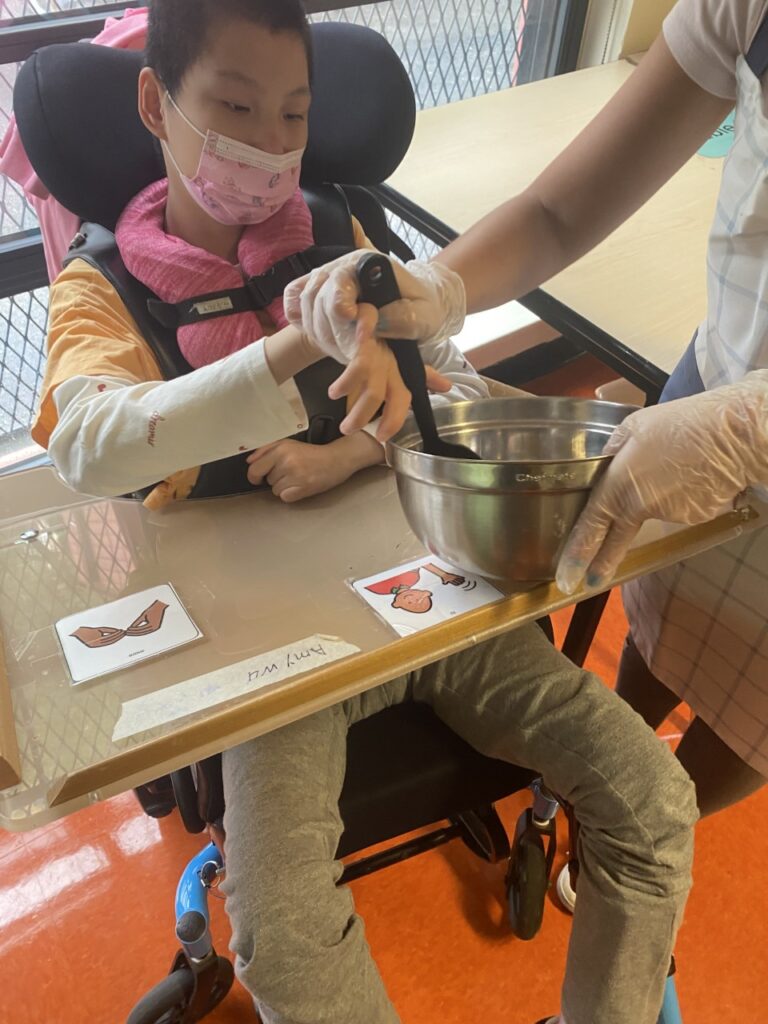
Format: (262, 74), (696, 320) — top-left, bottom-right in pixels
(621, 0), (676, 55)
(578, 0), (675, 67)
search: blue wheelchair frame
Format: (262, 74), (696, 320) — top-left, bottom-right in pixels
(661, 975), (684, 1024)
(175, 843), (224, 962)
(176, 839), (684, 1023)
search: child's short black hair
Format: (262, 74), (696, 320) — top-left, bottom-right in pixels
(146, 0), (312, 96)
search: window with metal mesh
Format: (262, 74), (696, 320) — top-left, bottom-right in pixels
(0, 62), (38, 238)
(0, 287), (48, 462)
(1, 1), (119, 16)
(309, 0), (530, 109)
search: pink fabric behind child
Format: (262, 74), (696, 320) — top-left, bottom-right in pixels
(115, 178), (315, 369)
(0, 8), (149, 280)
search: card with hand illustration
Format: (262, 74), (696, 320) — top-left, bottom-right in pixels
(55, 583), (202, 684)
(352, 557), (503, 637)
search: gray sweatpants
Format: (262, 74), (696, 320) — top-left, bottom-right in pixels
(221, 623), (697, 1024)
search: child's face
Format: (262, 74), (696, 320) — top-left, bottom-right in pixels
(158, 18), (311, 177)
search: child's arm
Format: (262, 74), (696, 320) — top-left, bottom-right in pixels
(47, 324), (319, 498)
(246, 431), (384, 503)
(39, 259), (417, 500)
(37, 260), (348, 498)
(246, 212), (476, 504)
(247, 335), (485, 505)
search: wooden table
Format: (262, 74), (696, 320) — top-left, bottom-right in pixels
(386, 59), (724, 396)
(0, 463), (762, 833)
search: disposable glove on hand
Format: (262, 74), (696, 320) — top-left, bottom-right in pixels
(556, 370), (768, 595)
(283, 250), (467, 359)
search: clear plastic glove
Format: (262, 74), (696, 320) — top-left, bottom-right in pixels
(556, 370), (768, 595)
(283, 249), (466, 359)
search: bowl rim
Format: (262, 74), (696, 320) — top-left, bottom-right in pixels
(386, 396), (639, 467)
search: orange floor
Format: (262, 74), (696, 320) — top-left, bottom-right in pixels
(2, 356), (766, 1024)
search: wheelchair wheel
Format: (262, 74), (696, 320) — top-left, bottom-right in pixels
(127, 957), (234, 1024)
(453, 806), (511, 863)
(171, 767), (206, 834)
(134, 777), (176, 819)
(507, 827), (548, 940)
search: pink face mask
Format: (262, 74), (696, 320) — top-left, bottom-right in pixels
(163, 93), (304, 226)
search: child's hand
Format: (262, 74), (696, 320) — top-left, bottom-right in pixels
(330, 335), (452, 440)
(247, 432), (384, 503)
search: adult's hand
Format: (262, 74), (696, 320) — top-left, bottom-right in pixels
(283, 250), (467, 358)
(556, 371), (768, 594)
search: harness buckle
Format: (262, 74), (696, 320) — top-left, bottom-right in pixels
(284, 252), (314, 278)
(246, 251), (315, 310)
(245, 276), (272, 309)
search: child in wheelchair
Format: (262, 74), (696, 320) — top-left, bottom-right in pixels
(27, 3), (697, 1023)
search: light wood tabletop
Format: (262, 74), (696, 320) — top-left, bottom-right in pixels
(387, 59), (725, 391)
(0, 462), (762, 832)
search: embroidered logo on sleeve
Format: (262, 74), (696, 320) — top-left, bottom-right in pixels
(147, 411), (166, 447)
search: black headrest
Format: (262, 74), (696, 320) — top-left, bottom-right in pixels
(14, 22), (415, 231)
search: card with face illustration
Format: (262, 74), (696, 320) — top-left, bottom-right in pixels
(352, 557), (503, 637)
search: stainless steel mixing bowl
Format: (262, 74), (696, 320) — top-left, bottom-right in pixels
(386, 396), (637, 581)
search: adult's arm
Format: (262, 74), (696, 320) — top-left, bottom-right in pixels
(285, 36), (731, 347)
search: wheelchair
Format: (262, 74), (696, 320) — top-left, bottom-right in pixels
(13, 20), (682, 1024)
(129, 687), (560, 1024)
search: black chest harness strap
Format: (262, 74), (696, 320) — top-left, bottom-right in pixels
(145, 244), (351, 331)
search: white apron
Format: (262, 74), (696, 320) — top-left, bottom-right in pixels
(623, 39), (768, 778)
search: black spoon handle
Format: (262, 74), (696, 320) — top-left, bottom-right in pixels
(356, 253), (442, 449)
(383, 339), (443, 450)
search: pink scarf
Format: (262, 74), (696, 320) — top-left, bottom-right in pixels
(116, 179), (314, 368)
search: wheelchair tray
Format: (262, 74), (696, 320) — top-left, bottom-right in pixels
(0, 631), (21, 790)
(0, 463), (764, 834)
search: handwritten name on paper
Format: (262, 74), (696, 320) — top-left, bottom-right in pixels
(112, 636), (359, 742)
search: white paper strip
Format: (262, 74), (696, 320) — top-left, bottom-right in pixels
(113, 635), (360, 741)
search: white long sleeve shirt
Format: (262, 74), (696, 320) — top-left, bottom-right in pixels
(35, 257), (487, 502)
